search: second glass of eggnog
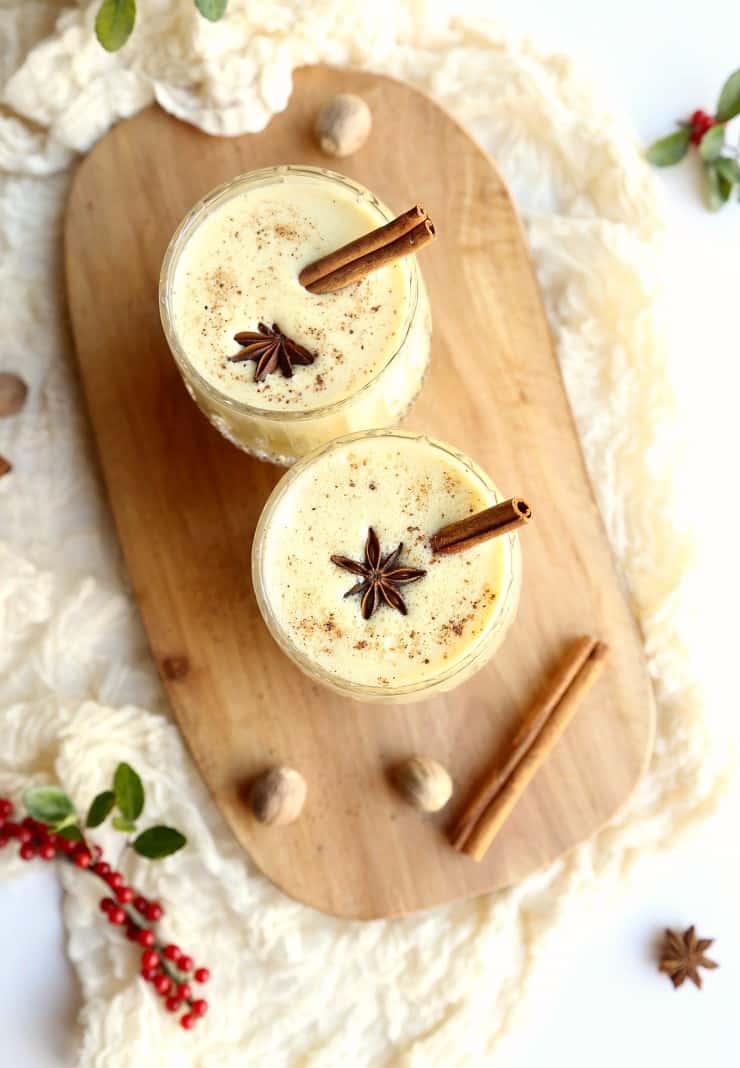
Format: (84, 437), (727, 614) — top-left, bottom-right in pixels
(159, 166), (431, 466)
(251, 429), (522, 704)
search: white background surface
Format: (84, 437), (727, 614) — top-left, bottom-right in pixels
(2, 1), (739, 1065)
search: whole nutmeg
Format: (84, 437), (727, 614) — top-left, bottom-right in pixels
(314, 94), (372, 158)
(0, 373), (28, 418)
(391, 756), (453, 813)
(248, 767), (306, 827)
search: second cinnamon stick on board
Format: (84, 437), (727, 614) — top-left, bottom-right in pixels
(450, 636), (610, 861)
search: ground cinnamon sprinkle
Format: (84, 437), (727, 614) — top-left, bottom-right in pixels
(273, 223), (299, 239)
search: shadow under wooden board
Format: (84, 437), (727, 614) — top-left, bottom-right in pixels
(65, 65), (654, 920)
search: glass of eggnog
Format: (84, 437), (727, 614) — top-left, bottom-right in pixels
(251, 429), (523, 704)
(159, 166), (431, 466)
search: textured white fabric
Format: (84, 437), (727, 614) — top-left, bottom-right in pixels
(0, 3), (727, 1066)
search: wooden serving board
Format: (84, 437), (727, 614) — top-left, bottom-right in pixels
(65, 66), (654, 920)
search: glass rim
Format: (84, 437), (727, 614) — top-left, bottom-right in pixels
(251, 428), (520, 699)
(158, 165), (421, 423)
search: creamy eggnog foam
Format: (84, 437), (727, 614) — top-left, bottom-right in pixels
(252, 431), (521, 700)
(172, 177), (409, 409)
(161, 168), (431, 464)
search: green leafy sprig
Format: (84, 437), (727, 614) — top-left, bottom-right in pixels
(24, 762), (186, 860)
(646, 68), (740, 211)
(95, 0), (228, 53)
(7, 772), (209, 1030)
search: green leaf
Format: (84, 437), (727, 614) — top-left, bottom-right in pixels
(717, 171), (734, 204)
(95, 0), (136, 52)
(715, 156), (740, 185)
(133, 825), (187, 859)
(58, 824), (83, 842)
(194, 0), (228, 20)
(698, 124), (726, 161)
(112, 815), (137, 833)
(113, 763), (145, 822)
(717, 67), (740, 122)
(703, 162), (731, 212)
(646, 127), (691, 167)
(86, 790), (115, 828)
(23, 786), (76, 828)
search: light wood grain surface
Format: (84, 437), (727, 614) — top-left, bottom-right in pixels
(64, 66), (654, 919)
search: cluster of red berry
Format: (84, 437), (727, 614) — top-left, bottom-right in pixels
(0, 797), (210, 1031)
(0, 799), (84, 864)
(690, 109), (716, 145)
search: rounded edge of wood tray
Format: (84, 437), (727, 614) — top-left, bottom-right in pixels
(64, 66), (656, 921)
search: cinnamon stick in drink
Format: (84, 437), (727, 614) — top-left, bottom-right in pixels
(431, 497), (532, 556)
(299, 206), (435, 294)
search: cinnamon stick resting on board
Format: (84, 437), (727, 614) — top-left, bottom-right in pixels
(450, 637), (610, 861)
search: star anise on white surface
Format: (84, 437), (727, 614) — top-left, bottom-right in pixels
(659, 926), (718, 989)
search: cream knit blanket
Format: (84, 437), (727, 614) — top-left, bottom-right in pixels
(0, 3), (726, 1065)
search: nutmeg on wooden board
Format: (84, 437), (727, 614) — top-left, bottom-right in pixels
(0, 372), (27, 418)
(314, 93), (372, 158)
(391, 756), (453, 812)
(248, 767), (306, 827)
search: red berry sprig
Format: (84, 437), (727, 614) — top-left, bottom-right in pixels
(0, 781), (210, 1032)
(646, 67), (740, 211)
(689, 108), (716, 146)
(97, 873), (211, 1028)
